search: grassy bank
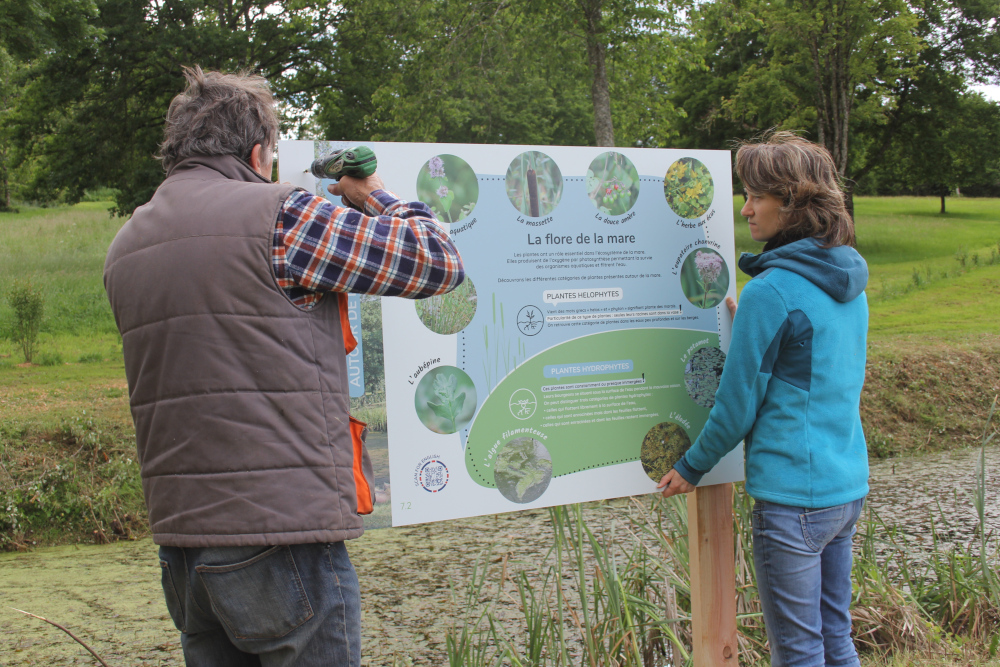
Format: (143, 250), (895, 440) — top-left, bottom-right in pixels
(1, 197), (998, 549)
(0, 198), (998, 665)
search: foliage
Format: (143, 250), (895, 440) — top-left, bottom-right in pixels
(494, 438), (553, 504)
(639, 422), (691, 482)
(586, 151), (639, 215)
(427, 373), (467, 433)
(359, 294), (384, 396)
(664, 158), (715, 219)
(685, 347), (726, 408)
(6, 280), (44, 363)
(415, 154), (478, 224)
(6, 0), (342, 216)
(445, 468), (1000, 666)
(506, 151), (564, 218)
(680, 248), (729, 309)
(414, 367), (476, 435)
(0, 413), (145, 550)
(415, 277), (478, 335)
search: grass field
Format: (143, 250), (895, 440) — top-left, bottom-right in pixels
(0, 197), (997, 664)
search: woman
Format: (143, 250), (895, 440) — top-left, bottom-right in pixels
(659, 131), (869, 667)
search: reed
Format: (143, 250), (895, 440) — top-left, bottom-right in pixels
(445, 402), (1000, 666)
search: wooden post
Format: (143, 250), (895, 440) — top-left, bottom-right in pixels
(688, 482), (739, 666)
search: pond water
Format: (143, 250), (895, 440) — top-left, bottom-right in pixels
(865, 443), (999, 554)
(1, 443), (996, 665)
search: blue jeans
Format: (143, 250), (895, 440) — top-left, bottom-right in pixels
(752, 498), (865, 667)
(158, 542), (361, 667)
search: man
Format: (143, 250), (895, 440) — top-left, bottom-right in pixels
(104, 66), (464, 666)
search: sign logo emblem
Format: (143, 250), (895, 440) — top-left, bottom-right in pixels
(509, 388), (537, 420)
(517, 305), (544, 336)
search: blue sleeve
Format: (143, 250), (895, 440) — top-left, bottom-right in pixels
(680, 279), (789, 478)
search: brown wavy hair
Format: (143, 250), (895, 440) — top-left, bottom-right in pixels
(735, 131), (855, 248)
(158, 66), (278, 173)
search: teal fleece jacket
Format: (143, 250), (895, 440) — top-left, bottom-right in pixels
(674, 237), (870, 508)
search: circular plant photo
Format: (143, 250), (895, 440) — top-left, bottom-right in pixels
(640, 422), (692, 483)
(680, 248), (730, 309)
(505, 151), (563, 218)
(664, 157), (714, 219)
(586, 151), (640, 216)
(416, 154), (479, 224)
(414, 366), (477, 435)
(415, 276), (477, 335)
(685, 347), (726, 408)
(494, 437), (553, 504)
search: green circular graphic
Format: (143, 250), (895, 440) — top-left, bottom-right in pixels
(505, 151), (563, 218)
(414, 366), (477, 434)
(680, 248), (729, 309)
(415, 276), (477, 335)
(587, 151), (640, 216)
(664, 157), (714, 219)
(685, 347), (726, 408)
(417, 154), (479, 224)
(640, 422), (692, 482)
(494, 437), (553, 504)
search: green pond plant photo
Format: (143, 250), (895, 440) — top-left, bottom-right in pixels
(413, 366), (477, 435)
(685, 347), (726, 409)
(416, 154), (479, 224)
(586, 151), (640, 216)
(415, 276), (477, 335)
(505, 151), (563, 218)
(680, 248), (730, 309)
(494, 437), (553, 504)
(640, 422), (692, 482)
(664, 157), (715, 219)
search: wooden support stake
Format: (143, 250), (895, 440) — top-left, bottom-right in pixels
(688, 482), (739, 666)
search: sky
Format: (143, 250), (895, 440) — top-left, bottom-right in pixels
(971, 84), (1000, 101)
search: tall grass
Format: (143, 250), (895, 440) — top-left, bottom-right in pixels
(445, 401), (1000, 665)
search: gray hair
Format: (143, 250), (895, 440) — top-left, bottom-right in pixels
(158, 65), (278, 172)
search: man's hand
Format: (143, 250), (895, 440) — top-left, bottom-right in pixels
(328, 173), (386, 211)
(657, 469), (695, 498)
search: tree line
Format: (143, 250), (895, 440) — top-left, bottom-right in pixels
(1, 0), (998, 216)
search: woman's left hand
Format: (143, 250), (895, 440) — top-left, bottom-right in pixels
(657, 469), (695, 498)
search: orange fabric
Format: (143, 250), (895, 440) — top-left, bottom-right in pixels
(350, 417), (373, 515)
(338, 292), (357, 355)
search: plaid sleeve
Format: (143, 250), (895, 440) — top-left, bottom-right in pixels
(275, 189), (465, 299)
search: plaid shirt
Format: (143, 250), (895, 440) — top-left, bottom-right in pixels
(273, 189), (464, 309)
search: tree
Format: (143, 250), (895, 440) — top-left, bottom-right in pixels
(869, 91), (1000, 212)
(722, 0), (922, 180)
(7, 0), (343, 215)
(316, 0), (684, 149)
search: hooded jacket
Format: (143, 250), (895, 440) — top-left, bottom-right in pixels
(674, 237), (870, 508)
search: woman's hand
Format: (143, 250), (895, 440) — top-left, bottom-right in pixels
(657, 469), (695, 498)
(726, 296), (737, 319)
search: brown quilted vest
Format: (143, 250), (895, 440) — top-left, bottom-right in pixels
(104, 155), (373, 547)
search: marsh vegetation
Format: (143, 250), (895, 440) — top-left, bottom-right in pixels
(1, 199), (999, 665)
